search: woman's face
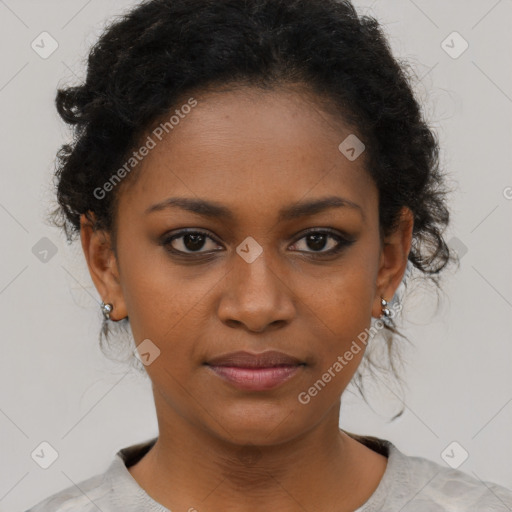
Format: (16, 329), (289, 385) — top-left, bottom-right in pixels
(83, 86), (412, 446)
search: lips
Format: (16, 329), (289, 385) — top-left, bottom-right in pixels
(205, 350), (304, 368)
(205, 350), (305, 391)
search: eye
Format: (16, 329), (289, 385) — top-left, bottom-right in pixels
(161, 228), (354, 257)
(289, 229), (354, 255)
(162, 230), (223, 254)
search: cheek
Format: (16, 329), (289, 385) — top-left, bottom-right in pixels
(123, 274), (205, 352)
(118, 250), (228, 392)
(116, 231), (204, 339)
(298, 244), (380, 382)
(300, 246), (379, 330)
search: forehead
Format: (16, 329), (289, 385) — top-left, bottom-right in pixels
(117, 86), (377, 224)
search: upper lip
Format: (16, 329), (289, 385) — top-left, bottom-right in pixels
(206, 350), (304, 368)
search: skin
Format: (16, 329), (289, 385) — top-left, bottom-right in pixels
(81, 85), (413, 512)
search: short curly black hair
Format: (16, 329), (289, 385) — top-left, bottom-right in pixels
(50, 0), (457, 404)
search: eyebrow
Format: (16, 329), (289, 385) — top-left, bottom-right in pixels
(145, 195), (364, 222)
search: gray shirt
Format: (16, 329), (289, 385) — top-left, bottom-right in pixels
(25, 435), (512, 511)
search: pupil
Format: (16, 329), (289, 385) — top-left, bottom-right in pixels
(308, 234), (327, 251)
(184, 233), (205, 251)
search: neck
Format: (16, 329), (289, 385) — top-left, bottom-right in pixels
(128, 392), (387, 512)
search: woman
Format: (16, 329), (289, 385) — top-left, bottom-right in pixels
(27, 0), (512, 510)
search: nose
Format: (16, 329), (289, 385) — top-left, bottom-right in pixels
(217, 249), (296, 333)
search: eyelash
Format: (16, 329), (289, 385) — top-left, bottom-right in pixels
(160, 228), (354, 258)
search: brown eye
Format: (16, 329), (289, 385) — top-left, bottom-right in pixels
(162, 230), (223, 254)
(289, 230), (354, 255)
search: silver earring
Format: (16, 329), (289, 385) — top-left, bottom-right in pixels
(101, 301), (113, 321)
(380, 297), (391, 318)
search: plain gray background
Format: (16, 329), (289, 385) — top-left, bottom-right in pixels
(1, 0), (511, 510)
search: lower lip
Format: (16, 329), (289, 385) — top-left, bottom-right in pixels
(207, 365), (303, 391)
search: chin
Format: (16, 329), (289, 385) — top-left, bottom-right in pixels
(206, 406), (306, 447)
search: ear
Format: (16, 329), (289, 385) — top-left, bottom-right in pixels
(372, 207), (414, 318)
(80, 213), (128, 321)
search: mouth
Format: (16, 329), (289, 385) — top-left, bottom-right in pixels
(204, 350), (306, 391)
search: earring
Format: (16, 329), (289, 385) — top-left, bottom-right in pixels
(380, 297), (391, 318)
(101, 301), (113, 321)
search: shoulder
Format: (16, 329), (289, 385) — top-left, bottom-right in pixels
(25, 437), (159, 512)
(24, 470), (112, 511)
(345, 431), (512, 511)
(387, 444), (512, 511)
